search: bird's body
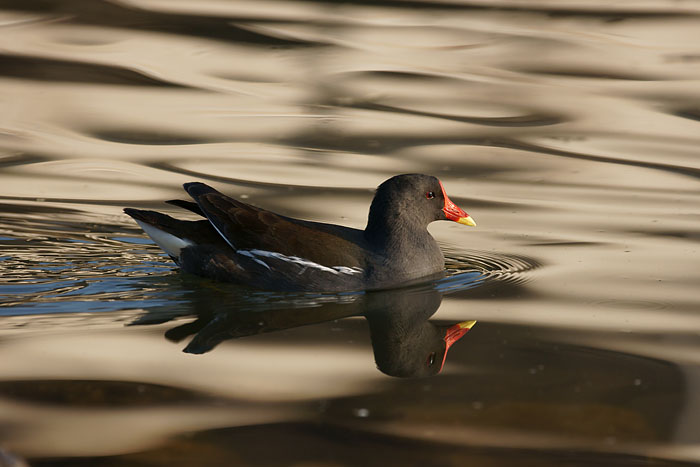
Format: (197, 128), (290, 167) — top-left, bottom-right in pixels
(124, 174), (474, 292)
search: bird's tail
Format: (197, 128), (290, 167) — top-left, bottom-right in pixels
(123, 208), (193, 259)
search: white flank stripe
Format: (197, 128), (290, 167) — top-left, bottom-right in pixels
(238, 250), (271, 270)
(332, 266), (364, 275)
(237, 249), (363, 276)
(135, 220), (193, 258)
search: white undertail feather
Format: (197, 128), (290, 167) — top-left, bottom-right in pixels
(135, 220), (193, 258)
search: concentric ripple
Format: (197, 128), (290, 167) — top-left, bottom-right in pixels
(437, 248), (541, 294)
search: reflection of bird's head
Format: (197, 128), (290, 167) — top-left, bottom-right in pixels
(371, 319), (476, 378)
(364, 288), (475, 378)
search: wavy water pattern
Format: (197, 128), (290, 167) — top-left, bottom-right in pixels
(1, 0), (700, 465)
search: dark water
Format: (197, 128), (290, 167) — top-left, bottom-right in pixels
(1, 1), (700, 465)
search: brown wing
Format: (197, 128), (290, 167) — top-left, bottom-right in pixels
(184, 182), (366, 269)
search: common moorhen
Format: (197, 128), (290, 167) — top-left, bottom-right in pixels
(124, 173), (475, 292)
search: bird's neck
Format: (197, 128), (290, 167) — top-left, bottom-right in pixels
(364, 215), (430, 252)
(364, 216), (444, 285)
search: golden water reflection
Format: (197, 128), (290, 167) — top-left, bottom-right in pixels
(1, 0), (700, 465)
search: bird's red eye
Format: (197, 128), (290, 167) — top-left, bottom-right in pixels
(425, 191), (435, 199)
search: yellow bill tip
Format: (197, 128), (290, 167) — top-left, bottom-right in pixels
(457, 320), (477, 330)
(458, 216), (476, 227)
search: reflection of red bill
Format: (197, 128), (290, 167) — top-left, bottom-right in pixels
(441, 320), (477, 372)
(439, 181), (476, 226)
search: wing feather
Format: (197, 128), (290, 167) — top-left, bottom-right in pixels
(185, 183), (366, 269)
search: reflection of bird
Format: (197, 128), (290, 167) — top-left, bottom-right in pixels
(148, 285), (475, 378)
(124, 174), (474, 292)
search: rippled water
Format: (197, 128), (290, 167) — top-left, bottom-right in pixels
(1, 1), (700, 465)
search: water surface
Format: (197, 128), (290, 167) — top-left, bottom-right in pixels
(1, 1), (700, 465)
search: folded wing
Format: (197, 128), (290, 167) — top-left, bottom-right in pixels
(183, 182), (366, 271)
